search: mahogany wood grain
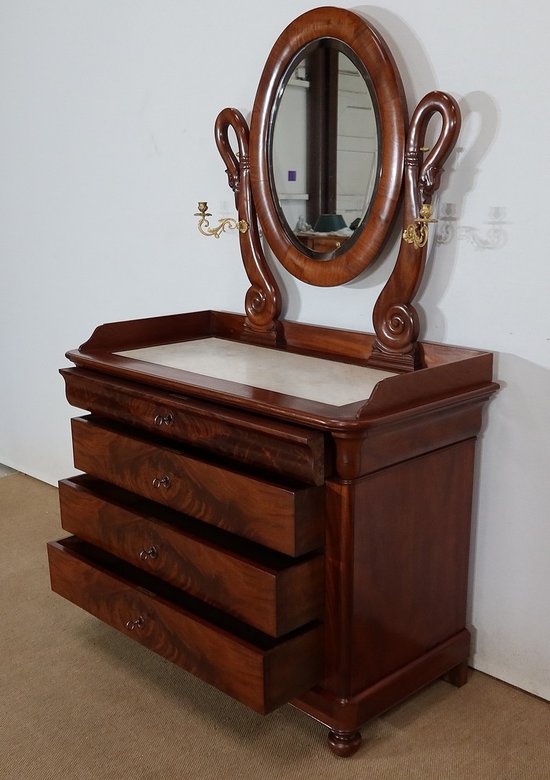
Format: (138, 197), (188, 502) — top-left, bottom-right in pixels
(361, 351), (496, 420)
(443, 659), (469, 688)
(292, 438), (477, 736)
(75, 309), (490, 373)
(61, 367), (328, 485)
(77, 310), (213, 352)
(322, 477), (355, 696)
(294, 629), (470, 731)
(296, 233), (346, 253)
(249, 7), (407, 286)
(368, 92), (461, 370)
(327, 730), (362, 758)
(51, 314), (497, 751)
(48, 538), (323, 714)
(65, 311), (496, 431)
(348, 439), (476, 692)
(59, 475), (324, 637)
(215, 108), (281, 339)
(333, 392), (490, 479)
(70, 416), (324, 557)
(47, 2), (498, 756)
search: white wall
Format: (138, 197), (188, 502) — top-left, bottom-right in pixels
(1, 1), (549, 701)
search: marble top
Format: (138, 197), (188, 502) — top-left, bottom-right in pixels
(116, 338), (395, 407)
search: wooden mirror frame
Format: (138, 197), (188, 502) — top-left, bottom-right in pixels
(214, 6), (461, 370)
(249, 7), (407, 287)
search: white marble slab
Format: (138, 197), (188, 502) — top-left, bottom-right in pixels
(116, 338), (395, 407)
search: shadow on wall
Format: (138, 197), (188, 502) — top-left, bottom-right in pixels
(342, 6), (438, 296)
(415, 90), (501, 340)
(225, 8), (504, 334)
(437, 204), (508, 251)
(436, 91), (506, 248)
(281, 9), (504, 337)
(443, 90), (505, 249)
(269, 7), (441, 320)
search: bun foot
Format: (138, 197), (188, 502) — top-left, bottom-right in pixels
(327, 729), (362, 757)
(443, 660), (469, 688)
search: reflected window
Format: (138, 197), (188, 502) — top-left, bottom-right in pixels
(271, 41), (379, 255)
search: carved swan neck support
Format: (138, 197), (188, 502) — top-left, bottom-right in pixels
(368, 91), (461, 372)
(215, 107), (281, 342)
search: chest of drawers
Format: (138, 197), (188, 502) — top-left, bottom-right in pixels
(295, 232), (347, 253)
(47, 310), (497, 755)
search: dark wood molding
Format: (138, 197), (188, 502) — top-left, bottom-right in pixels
(248, 7), (407, 286)
(215, 108), (281, 340)
(215, 13), (461, 370)
(65, 310), (496, 431)
(52, 313), (497, 755)
(47, 7), (497, 759)
(368, 91), (461, 370)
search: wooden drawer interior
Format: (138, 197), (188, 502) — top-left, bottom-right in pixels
(59, 475), (324, 637)
(62, 368), (327, 485)
(70, 416), (324, 557)
(47, 537), (323, 714)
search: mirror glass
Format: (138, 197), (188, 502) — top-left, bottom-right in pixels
(270, 40), (379, 256)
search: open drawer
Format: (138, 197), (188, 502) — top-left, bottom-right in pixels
(70, 416), (324, 556)
(47, 537), (324, 714)
(58, 475), (324, 637)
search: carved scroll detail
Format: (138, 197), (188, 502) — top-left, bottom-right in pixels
(368, 91), (461, 372)
(215, 108), (281, 340)
(378, 302), (419, 353)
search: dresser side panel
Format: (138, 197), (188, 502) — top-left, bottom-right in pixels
(349, 439), (476, 692)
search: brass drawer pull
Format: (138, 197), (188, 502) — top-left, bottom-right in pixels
(125, 616), (145, 631)
(139, 545), (159, 561)
(152, 475), (171, 489)
(153, 413), (174, 426)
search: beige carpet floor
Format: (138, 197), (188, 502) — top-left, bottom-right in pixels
(1, 472), (549, 780)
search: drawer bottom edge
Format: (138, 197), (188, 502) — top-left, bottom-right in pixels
(47, 536), (323, 714)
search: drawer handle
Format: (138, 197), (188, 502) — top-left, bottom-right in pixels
(125, 616), (145, 631)
(139, 545), (159, 561)
(154, 413), (174, 426)
(152, 475), (171, 489)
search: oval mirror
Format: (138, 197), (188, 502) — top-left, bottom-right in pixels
(250, 8), (407, 286)
(270, 41), (379, 258)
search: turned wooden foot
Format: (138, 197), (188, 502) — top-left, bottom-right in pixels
(443, 660), (469, 688)
(327, 729), (362, 757)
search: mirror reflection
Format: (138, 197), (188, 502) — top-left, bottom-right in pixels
(271, 41), (379, 255)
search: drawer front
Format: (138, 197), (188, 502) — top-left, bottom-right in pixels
(71, 416), (324, 557)
(311, 236), (344, 252)
(62, 368), (327, 485)
(48, 537), (323, 714)
(59, 476), (324, 637)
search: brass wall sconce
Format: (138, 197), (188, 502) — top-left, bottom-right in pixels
(402, 204), (437, 249)
(194, 201), (249, 239)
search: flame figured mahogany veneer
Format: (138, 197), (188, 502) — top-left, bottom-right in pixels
(49, 311), (497, 754)
(48, 6), (497, 759)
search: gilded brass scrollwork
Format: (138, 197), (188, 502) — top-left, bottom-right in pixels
(194, 201), (249, 239)
(402, 204), (437, 249)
